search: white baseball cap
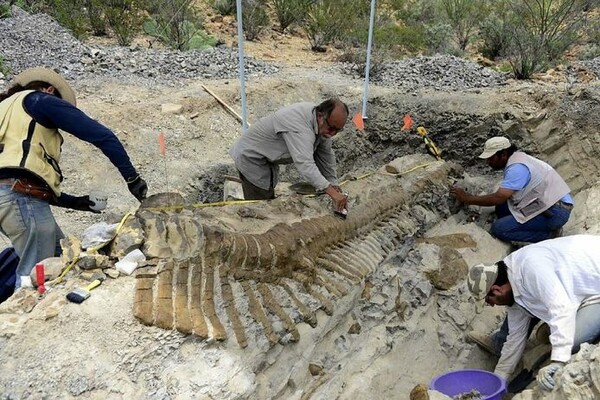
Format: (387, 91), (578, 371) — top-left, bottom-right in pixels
(478, 137), (511, 159)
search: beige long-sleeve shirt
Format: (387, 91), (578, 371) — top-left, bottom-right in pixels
(229, 102), (338, 191)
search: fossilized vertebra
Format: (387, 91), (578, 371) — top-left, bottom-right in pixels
(132, 155), (458, 347)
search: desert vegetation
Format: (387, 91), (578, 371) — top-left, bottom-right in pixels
(1, 0), (600, 78)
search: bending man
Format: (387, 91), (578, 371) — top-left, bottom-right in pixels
(0, 68), (147, 287)
(450, 136), (573, 243)
(229, 98), (348, 212)
(467, 235), (600, 390)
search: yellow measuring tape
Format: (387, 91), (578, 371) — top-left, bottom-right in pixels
(51, 160), (438, 284)
(338, 171), (375, 187)
(147, 164), (436, 207)
(304, 163), (435, 198)
(394, 162), (436, 176)
(340, 162), (435, 185)
(141, 199), (264, 212)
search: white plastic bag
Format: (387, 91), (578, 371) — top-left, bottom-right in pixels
(115, 249), (146, 275)
(81, 222), (119, 250)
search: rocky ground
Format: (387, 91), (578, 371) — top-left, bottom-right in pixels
(2, 4), (600, 400)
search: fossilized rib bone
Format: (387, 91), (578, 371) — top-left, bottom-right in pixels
(133, 155), (456, 347)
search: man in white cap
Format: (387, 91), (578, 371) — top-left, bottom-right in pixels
(450, 136), (573, 244)
(467, 235), (600, 391)
(0, 68), (148, 289)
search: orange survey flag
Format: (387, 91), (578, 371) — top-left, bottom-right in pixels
(158, 132), (166, 157)
(352, 112), (365, 132)
(401, 114), (414, 131)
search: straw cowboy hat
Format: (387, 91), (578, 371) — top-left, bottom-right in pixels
(12, 67), (76, 106)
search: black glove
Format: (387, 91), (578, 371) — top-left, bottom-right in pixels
(54, 193), (100, 213)
(127, 176), (148, 201)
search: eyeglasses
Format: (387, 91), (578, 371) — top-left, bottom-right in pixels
(324, 117), (344, 134)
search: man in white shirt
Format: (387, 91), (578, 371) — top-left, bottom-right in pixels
(467, 235), (600, 391)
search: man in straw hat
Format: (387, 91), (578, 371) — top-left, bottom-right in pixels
(467, 235), (600, 391)
(0, 67), (148, 289)
(450, 136), (573, 244)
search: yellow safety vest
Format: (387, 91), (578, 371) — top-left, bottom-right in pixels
(0, 90), (63, 195)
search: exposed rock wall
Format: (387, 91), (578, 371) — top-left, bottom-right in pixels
(525, 88), (600, 195)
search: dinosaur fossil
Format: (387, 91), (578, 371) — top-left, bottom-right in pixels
(132, 154), (458, 347)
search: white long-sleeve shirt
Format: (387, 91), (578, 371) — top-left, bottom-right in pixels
(494, 235), (600, 378)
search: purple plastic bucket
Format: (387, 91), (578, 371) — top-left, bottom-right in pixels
(430, 369), (507, 400)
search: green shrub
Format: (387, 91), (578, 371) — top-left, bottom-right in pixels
(504, 0), (588, 79)
(103, 0), (146, 45)
(376, 22), (425, 54)
(143, 17), (216, 50)
(386, 0), (438, 54)
(0, 54), (10, 76)
(45, 0), (89, 39)
(143, 0), (215, 50)
(213, 0), (235, 16)
(506, 29), (546, 79)
(579, 44), (600, 60)
(579, 18), (600, 60)
(339, 20), (425, 73)
(585, 15), (600, 44)
(478, 3), (512, 60)
(388, 0), (438, 25)
(84, 0), (107, 36)
(303, 2), (338, 51)
(143, 18), (168, 43)
(495, 63), (513, 73)
(272, 0), (312, 32)
(438, 0), (487, 51)
(302, 0), (358, 52)
(1, 2), (10, 18)
(8, 0), (46, 13)
(242, 0), (269, 41)
(423, 22), (453, 54)
(187, 29), (218, 50)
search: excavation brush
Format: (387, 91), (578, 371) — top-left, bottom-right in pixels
(66, 278), (103, 304)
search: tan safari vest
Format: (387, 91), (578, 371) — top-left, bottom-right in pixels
(506, 152), (570, 223)
(0, 90), (63, 195)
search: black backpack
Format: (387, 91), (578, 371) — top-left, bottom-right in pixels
(0, 247), (19, 304)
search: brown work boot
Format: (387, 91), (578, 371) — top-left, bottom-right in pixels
(467, 331), (500, 356)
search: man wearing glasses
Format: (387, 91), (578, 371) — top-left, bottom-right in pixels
(230, 98), (349, 212)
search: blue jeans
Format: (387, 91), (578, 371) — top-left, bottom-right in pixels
(0, 184), (63, 287)
(491, 202), (571, 243)
(572, 303), (600, 352)
(492, 303), (600, 355)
